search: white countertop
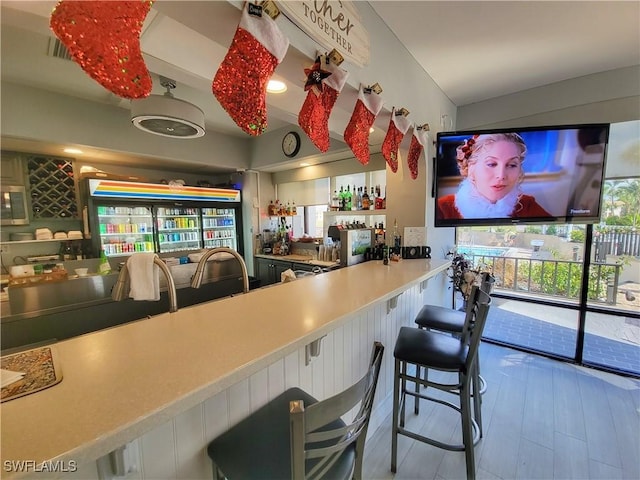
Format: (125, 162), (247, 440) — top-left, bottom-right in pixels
(0, 258), (448, 477)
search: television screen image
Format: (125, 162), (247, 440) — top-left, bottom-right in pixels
(434, 124), (610, 227)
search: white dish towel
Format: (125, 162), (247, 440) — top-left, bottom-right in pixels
(128, 253), (160, 301)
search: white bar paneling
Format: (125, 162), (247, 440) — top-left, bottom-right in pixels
(203, 390), (229, 442)
(267, 359), (285, 401)
(227, 378), (250, 427)
(174, 405), (208, 480)
(284, 350), (300, 390)
(249, 368), (269, 412)
(323, 330), (336, 398)
(333, 324), (345, 394)
(298, 347), (313, 394)
(139, 420), (177, 480)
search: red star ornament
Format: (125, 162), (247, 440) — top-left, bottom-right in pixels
(304, 57), (332, 94)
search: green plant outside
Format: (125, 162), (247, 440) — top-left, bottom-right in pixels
(471, 255), (617, 302)
(570, 230), (586, 243)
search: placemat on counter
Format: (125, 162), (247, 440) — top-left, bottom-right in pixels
(1, 346), (62, 402)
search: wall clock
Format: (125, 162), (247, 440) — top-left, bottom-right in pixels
(282, 131), (301, 158)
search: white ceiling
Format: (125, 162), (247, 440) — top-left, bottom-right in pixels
(1, 1), (638, 172)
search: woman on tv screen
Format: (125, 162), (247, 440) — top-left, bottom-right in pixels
(436, 133), (551, 220)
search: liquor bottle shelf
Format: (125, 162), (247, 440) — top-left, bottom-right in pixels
(324, 209), (386, 216)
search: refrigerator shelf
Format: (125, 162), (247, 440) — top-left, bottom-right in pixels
(100, 232), (151, 237)
(98, 214), (151, 218)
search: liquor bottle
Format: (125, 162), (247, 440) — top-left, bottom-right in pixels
(345, 185), (352, 210)
(362, 186), (370, 210)
(382, 186), (386, 210)
(338, 186), (345, 210)
(331, 190), (340, 210)
(354, 187), (361, 210)
(393, 218), (401, 251)
(98, 249), (112, 275)
(352, 185), (358, 210)
(375, 185), (384, 210)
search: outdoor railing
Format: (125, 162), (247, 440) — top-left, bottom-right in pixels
(465, 254), (622, 305)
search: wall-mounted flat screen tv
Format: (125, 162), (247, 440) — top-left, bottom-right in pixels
(434, 124), (610, 227)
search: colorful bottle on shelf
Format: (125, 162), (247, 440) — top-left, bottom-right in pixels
(98, 249), (112, 274)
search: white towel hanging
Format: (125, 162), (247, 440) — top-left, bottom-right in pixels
(128, 253), (160, 301)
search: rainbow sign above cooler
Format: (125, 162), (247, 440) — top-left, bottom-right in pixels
(88, 179), (241, 202)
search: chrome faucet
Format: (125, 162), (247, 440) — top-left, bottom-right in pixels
(190, 247), (249, 293)
(111, 255), (178, 313)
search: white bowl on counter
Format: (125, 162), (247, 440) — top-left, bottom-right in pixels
(74, 268), (89, 277)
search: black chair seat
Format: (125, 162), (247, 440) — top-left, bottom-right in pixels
(394, 326), (469, 372)
(414, 304), (464, 332)
(207, 387), (355, 480)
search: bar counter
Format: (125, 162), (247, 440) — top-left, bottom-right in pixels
(1, 258), (449, 479)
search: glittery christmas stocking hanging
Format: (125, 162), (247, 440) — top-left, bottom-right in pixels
(298, 57), (349, 152)
(343, 86), (384, 165)
(407, 127), (429, 180)
(212, 3), (289, 136)
(381, 109), (412, 173)
(50, 0), (153, 99)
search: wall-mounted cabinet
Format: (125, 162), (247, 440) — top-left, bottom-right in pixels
(1, 151), (26, 186)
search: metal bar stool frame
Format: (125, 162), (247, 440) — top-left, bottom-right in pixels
(414, 273), (494, 433)
(207, 342), (384, 480)
(391, 286), (492, 480)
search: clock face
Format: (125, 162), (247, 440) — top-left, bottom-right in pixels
(282, 131), (301, 158)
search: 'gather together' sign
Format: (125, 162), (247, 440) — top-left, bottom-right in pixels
(278, 1), (370, 66)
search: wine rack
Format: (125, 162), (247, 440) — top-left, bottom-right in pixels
(27, 155), (78, 219)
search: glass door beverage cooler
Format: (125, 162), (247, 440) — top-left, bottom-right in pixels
(202, 208), (238, 250)
(156, 206), (201, 253)
(96, 205), (155, 256)
(85, 179), (243, 258)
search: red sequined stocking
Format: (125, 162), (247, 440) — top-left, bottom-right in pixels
(381, 110), (412, 173)
(212, 4), (289, 136)
(343, 87), (384, 165)
(50, 0), (153, 99)
(298, 60), (349, 152)
(407, 128), (429, 180)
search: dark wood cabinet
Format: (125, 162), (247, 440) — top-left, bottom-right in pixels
(255, 257), (295, 286)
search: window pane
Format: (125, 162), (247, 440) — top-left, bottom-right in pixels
(457, 224), (584, 359)
(583, 311), (640, 375)
(590, 178), (640, 314)
(305, 205), (327, 238)
(484, 297), (578, 359)
(457, 224), (585, 305)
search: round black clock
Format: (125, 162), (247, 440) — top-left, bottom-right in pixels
(282, 131), (301, 158)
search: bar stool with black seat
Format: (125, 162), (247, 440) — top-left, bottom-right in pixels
(391, 286), (491, 480)
(207, 342), (384, 480)
(414, 271), (494, 425)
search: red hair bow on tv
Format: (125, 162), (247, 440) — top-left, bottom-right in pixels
(50, 0), (153, 99)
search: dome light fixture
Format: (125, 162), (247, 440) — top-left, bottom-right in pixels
(131, 76), (205, 139)
(267, 79), (287, 93)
